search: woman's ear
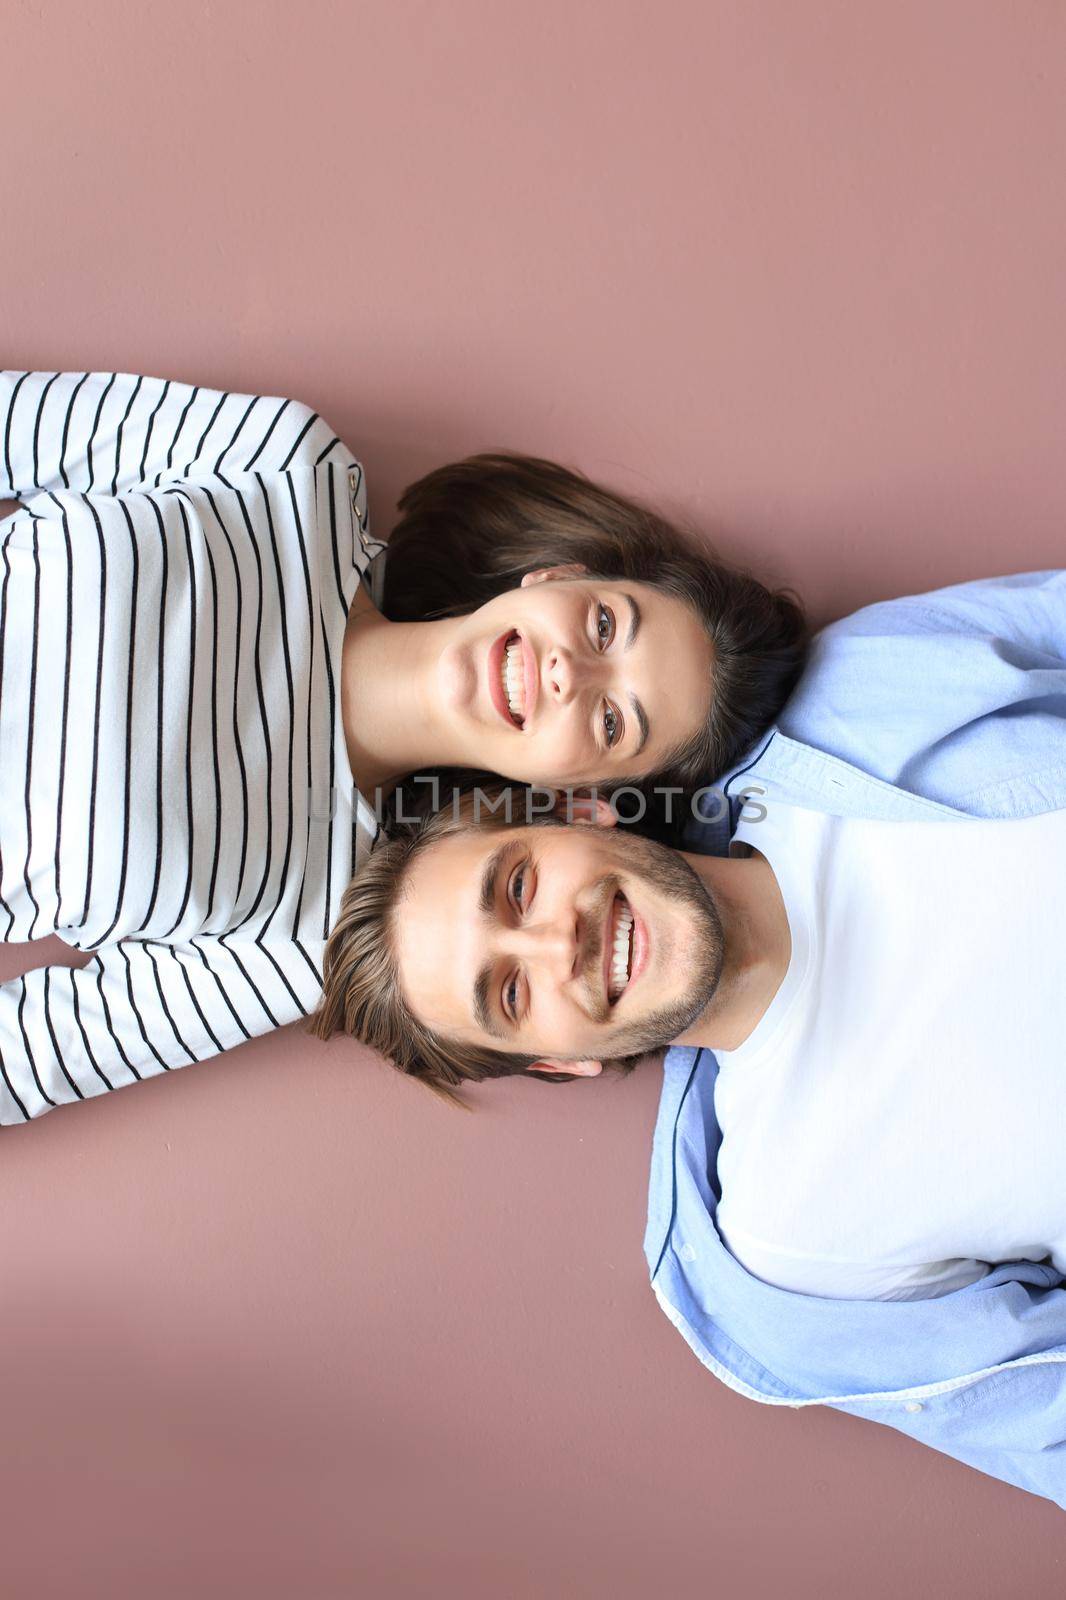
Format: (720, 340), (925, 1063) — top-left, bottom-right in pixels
(519, 562), (589, 588)
(527, 1057), (603, 1079)
(550, 791), (618, 828)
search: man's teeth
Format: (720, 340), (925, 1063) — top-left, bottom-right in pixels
(608, 901), (634, 1001)
(502, 638), (525, 723)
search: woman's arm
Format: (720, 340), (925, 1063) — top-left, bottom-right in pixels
(0, 933), (289, 1123)
(1, 370), (359, 500)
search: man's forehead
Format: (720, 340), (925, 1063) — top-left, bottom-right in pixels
(402, 822), (526, 898)
(393, 840), (478, 1035)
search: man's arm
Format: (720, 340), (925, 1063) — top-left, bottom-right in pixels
(821, 569), (1066, 655)
(776, 570), (1066, 813)
(1, 370), (359, 500)
(0, 934), (290, 1122)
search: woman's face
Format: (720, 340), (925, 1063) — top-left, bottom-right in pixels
(433, 567), (715, 787)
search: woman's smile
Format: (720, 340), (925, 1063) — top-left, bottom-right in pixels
(488, 629), (539, 730)
(433, 575), (715, 787)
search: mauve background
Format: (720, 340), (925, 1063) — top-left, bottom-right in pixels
(2, 2), (1065, 1595)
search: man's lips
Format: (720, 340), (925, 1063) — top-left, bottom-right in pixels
(630, 903), (648, 986)
(603, 890), (648, 1005)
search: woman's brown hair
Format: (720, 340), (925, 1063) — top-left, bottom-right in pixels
(381, 450), (808, 800)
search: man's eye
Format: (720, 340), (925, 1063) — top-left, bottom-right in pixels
(603, 702), (621, 748)
(596, 603), (615, 649)
(511, 863), (530, 909)
(504, 973), (520, 1019)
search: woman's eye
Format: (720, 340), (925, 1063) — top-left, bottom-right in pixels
(512, 866), (526, 907)
(596, 603), (615, 649)
(603, 702), (620, 747)
(505, 974), (520, 1018)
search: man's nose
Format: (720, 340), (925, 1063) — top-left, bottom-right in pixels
(513, 915), (580, 981)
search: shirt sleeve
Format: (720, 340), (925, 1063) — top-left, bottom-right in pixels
(825, 569), (1066, 656)
(1, 370), (360, 500)
(0, 934), (294, 1123)
(777, 570), (1066, 813)
(837, 1355), (1066, 1512)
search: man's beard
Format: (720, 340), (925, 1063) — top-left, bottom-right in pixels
(581, 832), (725, 1061)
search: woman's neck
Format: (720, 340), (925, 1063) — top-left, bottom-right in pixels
(339, 592), (461, 799)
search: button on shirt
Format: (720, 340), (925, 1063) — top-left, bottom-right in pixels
(0, 370), (385, 1122)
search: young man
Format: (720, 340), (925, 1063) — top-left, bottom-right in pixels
(328, 730), (1066, 1510)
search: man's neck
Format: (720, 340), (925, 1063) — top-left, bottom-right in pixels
(671, 846), (792, 1052)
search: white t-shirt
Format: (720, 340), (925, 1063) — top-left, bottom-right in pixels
(712, 798), (1066, 1301)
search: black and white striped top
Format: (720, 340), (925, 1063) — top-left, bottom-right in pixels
(0, 370), (385, 1124)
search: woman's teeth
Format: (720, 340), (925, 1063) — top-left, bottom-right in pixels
(502, 638), (525, 725)
(608, 899), (634, 1001)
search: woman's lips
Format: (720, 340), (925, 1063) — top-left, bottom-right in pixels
(519, 631), (539, 721)
(487, 630), (540, 730)
(488, 631), (521, 728)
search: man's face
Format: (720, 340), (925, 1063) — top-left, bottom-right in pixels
(391, 820), (725, 1068)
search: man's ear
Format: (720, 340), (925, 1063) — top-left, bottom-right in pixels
(519, 562), (589, 588)
(527, 1057), (603, 1079)
(549, 790), (618, 828)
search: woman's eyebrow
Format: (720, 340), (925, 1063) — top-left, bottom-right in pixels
(630, 696), (650, 757)
(618, 594), (648, 754)
(624, 593), (641, 649)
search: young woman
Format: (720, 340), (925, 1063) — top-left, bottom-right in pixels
(345, 448), (806, 821)
(0, 368), (804, 1123)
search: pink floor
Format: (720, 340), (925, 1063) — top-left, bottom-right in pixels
(2, 3), (1065, 1595)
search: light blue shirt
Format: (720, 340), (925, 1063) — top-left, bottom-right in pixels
(646, 570), (1066, 1510)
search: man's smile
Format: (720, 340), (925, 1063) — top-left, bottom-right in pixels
(605, 891), (634, 1003)
(604, 890), (649, 1005)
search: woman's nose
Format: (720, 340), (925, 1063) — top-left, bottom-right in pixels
(546, 646), (590, 704)
(546, 646), (573, 702)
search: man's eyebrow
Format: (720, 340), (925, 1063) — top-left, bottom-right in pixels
(479, 840), (513, 917)
(474, 839), (520, 1038)
(473, 963), (504, 1038)
(624, 592), (641, 649)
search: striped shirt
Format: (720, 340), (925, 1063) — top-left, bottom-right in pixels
(0, 370), (385, 1124)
